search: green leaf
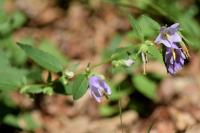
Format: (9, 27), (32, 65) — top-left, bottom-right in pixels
(39, 40), (68, 66)
(4, 36), (28, 66)
(0, 0), (5, 9)
(3, 113), (40, 130)
(0, 50), (10, 69)
(65, 81), (73, 95)
(99, 105), (118, 117)
(0, 92), (17, 108)
(3, 114), (19, 128)
(0, 68), (26, 91)
(141, 15), (160, 31)
(147, 45), (162, 61)
(43, 86), (54, 95)
(103, 35), (122, 59)
(17, 43), (63, 72)
(0, 21), (12, 35)
(72, 74), (88, 100)
(21, 85), (54, 95)
(11, 11), (27, 29)
(20, 85), (44, 94)
(132, 75), (157, 101)
(128, 14), (144, 42)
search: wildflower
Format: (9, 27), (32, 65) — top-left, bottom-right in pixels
(155, 23), (182, 48)
(88, 75), (111, 102)
(164, 47), (186, 75)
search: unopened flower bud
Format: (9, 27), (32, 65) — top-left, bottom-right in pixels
(122, 59), (134, 67)
(64, 70), (74, 79)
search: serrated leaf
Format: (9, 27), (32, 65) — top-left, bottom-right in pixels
(17, 43), (63, 72)
(128, 14), (144, 42)
(132, 75), (157, 101)
(72, 74), (88, 100)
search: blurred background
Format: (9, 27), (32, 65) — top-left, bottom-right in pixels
(1, 0), (200, 133)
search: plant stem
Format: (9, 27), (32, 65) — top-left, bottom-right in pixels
(90, 58), (113, 69)
(118, 86), (123, 133)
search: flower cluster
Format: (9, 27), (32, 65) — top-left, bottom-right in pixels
(88, 23), (190, 102)
(155, 23), (189, 75)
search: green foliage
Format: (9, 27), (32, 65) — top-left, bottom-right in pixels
(10, 11), (27, 30)
(0, 68), (26, 91)
(64, 81), (73, 95)
(3, 113), (40, 130)
(17, 43), (63, 73)
(20, 85), (54, 95)
(0, 92), (17, 108)
(141, 15), (160, 31)
(72, 74), (89, 100)
(147, 44), (162, 61)
(132, 75), (157, 101)
(0, 0), (199, 132)
(0, 10), (26, 36)
(99, 104), (118, 117)
(138, 15), (160, 38)
(39, 40), (68, 66)
(128, 14), (144, 42)
(103, 35), (122, 59)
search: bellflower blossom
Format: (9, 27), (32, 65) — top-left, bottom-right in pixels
(164, 47), (186, 75)
(155, 23), (182, 48)
(88, 75), (111, 102)
(155, 23), (189, 74)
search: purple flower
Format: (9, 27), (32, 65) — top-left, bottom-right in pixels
(88, 75), (111, 102)
(155, 23), (182, 48)
(164, 47), (186, 75)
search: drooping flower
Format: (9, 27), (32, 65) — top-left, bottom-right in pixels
(155, 23), (189, 75)
(155, 23), (182, 48)
(163, 46), (186, 75)
(88, 75), (111, 102)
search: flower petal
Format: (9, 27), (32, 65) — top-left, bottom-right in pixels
(90, 86), (102, 97)
(88, 75), (112, 102)
(99, 81), (112, 95)
(89, 76), (101, 89)
(169, 33), (182, 43)
(155, 34), (162, 44)
(167, 23), (179, 34)
(160, 39), (172, 47)
(90, 90), (101, 102)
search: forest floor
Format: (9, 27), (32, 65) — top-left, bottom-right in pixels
(4, 0), (200, 133)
